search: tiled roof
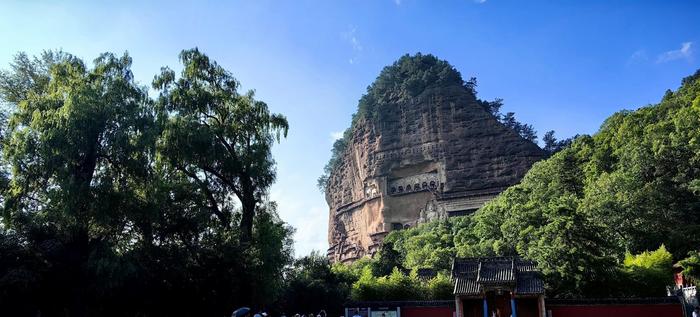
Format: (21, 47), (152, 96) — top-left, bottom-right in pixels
(452, 257), (544, 295)
(515, 271), (544, 294)
(477, 260), (514, 284)
(454, 277), (482, 295)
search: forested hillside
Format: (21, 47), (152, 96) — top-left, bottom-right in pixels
(372, 69), (700, 297)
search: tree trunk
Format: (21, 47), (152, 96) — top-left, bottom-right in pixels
(239, 177), (256, 245)
(66, 128), (101, 317)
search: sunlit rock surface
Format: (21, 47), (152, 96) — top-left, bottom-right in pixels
(325, 83), (545, 263)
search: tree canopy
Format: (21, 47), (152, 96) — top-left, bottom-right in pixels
(153, 48), (289, 244)
(0, 49), (293, 317)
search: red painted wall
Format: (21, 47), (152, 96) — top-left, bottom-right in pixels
(402, 306), (454, 317)
(548, 304), (683, 317)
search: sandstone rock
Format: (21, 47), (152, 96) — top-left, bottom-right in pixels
(325, 56), (545, 263)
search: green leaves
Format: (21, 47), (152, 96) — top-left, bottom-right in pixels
(679, 251), (700, 284)
(469, 69), (700, 296)
(1, 50), (151, 237)
(153, 48), (288, 243)
(0, 49), (293, 316)
(361, 68), (700, 298)
(281, 252), (353, 316)
(349, 267), (447, 301)
(621, 245), (673, 296)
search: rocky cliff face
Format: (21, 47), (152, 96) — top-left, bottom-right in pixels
(325, 55), (545, 263)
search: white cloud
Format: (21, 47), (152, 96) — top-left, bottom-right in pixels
(394, 0), (401, 5)
(475, 0), (487, 3)
(627, 49), (648, 65)
(270, 183), (329, 257)
(349, 30), (362, 52)
(657, 42), (693, 63)
(292, 204), (329, 256)
(330, 131), (344, 141)
(342, 26), (363, 64)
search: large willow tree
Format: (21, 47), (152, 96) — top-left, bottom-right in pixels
(153, 49), (288, 244)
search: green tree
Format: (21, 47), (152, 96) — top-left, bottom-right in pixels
(679, 251), (700, 284)
(0, 50), (155, 316)
(350, 267), (425, 301)
(282, 252), (354, 317)
(621, 245), (673, 297)
(347, 265), (452, 301)
(153, 48), (289, 244)
(501, 112), (537, 143)
(477, 97), (503, 118)
(427, 273), (454, 300)
(473, 70), (700, 296)
(387, 220), (456, 271)
(0, 49), (295, 316)
(371, 240), (405, 276)
(542, 130), (576, 155)
(473, 143), (626, 296)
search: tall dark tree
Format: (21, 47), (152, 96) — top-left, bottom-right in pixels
(543, 130), (558, 153)
(477, 97), (503, 118)
(153, 48), (289, 244)
(501, 112), (538, 143)
(371, 241), (405, 276)
(543, 130), (578, 155)
(0, 51), (155, 316)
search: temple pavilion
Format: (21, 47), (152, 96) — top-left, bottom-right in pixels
(452, 257), (545, 317)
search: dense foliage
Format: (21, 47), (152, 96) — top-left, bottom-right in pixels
(621, 245), (674, 297)
(153, 51), (288, 244)
(679, 251), (700, 284)
(318, 54), (541, 191)
(0, 50), (293, 317)
(372, 69), (700, 298)
(280, 252), (453, 309)
(542, 130), (577, 155)
(350, 267), (452, 301)
(478, 69), (700, 296)
(279, 252), (355, 317)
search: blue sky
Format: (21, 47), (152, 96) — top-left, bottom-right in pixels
(1, 0), (698, 257)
